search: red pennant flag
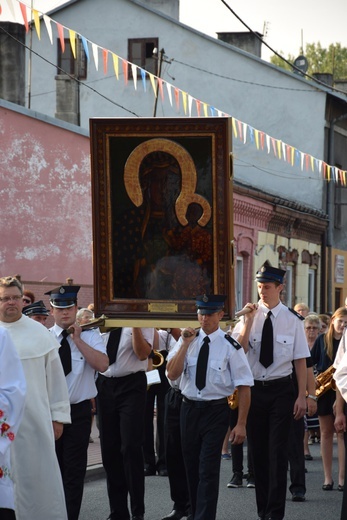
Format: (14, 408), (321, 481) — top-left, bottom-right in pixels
(158, 78), (164, 100)
(122, 59), (128, 85)
(174, 88), (180, 110)
(305, 154), (309, 171)
(260, 131), (265, 150)
(19, 2), (29, 32)
(286, 144), (291, 163)
(57, 23), (65, 53)
(103, 49), (108, 75)
(196, 99), (201, 116)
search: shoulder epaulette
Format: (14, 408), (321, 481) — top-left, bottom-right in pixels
(225, 334), (241, 350)
(289, 308), (305, 320)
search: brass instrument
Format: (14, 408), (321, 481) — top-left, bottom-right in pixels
(227, 389), (239, 410)
(67, 315), (107, 334)
(152, 350), (165, 369)
(315, 365), (336, 398)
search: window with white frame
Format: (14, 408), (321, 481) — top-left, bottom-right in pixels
(308, 269), (315, 311)
(284, 265), (293, 307)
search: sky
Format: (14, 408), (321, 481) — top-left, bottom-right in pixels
(1, 0), (347, 62)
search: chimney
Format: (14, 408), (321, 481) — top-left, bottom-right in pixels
(0, 22), (25, 105)
(217, 31), (263, 58)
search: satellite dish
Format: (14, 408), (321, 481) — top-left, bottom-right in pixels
(293, 55), (309, 75)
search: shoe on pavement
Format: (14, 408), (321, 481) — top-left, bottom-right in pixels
(292, 491), (306, 502)
(161, 510), (186, 520)
(221, 453), (231, 460)
(227, 472), (243, 488)
(247, 475), (255, 488)
(144, 466), (156, 476)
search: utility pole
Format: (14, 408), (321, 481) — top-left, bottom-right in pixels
(27, 0), (33, 108)
(152, 48), (174, 117)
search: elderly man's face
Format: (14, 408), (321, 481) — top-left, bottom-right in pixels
(0, 286), (24, 323)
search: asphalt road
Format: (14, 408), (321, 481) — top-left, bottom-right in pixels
(80, 440), (342, 520)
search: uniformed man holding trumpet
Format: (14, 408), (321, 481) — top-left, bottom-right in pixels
(166, 294), (253, 520)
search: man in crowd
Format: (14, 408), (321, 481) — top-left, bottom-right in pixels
(233, 262), (309, 520)
(0, 276), (70, 520)
(47, 285), (109, 520)
(167, 295), (253, 520)
(97, 326), (155, 520)
(22, 299), (50, 325)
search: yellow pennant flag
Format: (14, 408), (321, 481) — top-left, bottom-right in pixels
(33, 9), (40, 40)
(148, 74), (157, 96)
(182, 91), (187, 115)
(112, 53), (119, 80)
(69, 30), (76, 59)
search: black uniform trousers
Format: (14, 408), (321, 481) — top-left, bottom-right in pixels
(96, 372), (147, 520)
(55, 399), (91, 520)
(180, 399), (230, 520)
(288, 415), (306, 495)
(144, 357), (170, 472)
(164, 388), (190, 514)
(247, 379), (295, 520)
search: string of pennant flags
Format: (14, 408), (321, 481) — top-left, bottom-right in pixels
(3, 0), (347, 186)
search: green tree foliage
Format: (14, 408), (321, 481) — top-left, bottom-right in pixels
(270, 43), (347, 80)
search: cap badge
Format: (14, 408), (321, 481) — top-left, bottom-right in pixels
(202, 294), (209, 302)
(59, 287), (65, 294)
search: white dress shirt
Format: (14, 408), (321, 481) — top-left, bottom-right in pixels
(232, 301), (309, 381)
(50, 324), (106, 404)
(168, 327), (253, 400)
(100, 327), (155, 378)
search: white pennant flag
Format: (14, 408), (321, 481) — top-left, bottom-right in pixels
(43, 15), (53, 44)
(92, 43), (99, 71)
(166, 83), (173, 106)
(266, 134), (271, 154)
(188, 95), (193, 116)
(131, 64), (137, 90)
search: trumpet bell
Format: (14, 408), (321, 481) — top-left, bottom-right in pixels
(152, 350), (164, 369)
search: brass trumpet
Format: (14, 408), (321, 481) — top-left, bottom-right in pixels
(152, 350), (165, 368)
(67, 315), (107, 334)
(315, 365), (336, 399)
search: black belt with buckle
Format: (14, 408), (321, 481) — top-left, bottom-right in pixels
(254, 375), (292, 387)
(182, 396), (227, 408)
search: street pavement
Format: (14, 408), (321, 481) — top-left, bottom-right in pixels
(81, 432), (343, 520)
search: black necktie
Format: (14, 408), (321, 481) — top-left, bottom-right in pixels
(259, 311), (274, 368)
(195, 336), (210, 390)
(60, 329), (72, 376)
(106, 328), (122, 365)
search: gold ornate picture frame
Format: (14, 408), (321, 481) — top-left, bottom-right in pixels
(90, 117), (234, 325)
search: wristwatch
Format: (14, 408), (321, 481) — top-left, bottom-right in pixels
(307, 394), (318, 401)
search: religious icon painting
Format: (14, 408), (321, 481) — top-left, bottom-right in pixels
(90, 117), (234, 324)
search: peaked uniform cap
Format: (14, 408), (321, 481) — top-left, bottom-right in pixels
(23, 300), (50, 316)
(255, 262), (286, 284)
(45, 285), (80, 308)
(196, 294), (226, 315)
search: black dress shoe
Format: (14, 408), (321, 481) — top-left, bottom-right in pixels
(144, 466), (156, 476)
(161, 510), (186, 520)
(292, 491), (306, 502)
(131, 516), (144, 520)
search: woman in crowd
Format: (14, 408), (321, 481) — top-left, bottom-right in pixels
(303, 314), (321, 458)
(310, 307), (347, 491)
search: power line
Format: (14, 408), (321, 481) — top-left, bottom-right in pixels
(219, 0), (347, 96)
(0, 25), (140, 117)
